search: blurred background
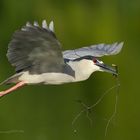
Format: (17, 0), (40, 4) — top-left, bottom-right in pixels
(0, 0), (139, 140)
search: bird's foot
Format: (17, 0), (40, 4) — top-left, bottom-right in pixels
(0, 81), (26, 98)
(0, 91), (5, 97)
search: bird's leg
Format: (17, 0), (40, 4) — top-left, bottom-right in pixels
(0, 81), (26, 97)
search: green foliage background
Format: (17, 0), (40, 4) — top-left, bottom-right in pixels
(0, 0), (139, 140)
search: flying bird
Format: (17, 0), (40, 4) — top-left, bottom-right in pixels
(0, 20), (123, 97)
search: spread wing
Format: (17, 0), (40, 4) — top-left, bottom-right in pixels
(63, 42), (123, 60)
(7, 20), (65, 74)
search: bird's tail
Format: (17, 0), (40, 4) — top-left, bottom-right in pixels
(0, 73), (22, 85)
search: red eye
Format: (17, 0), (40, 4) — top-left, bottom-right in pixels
(93, 58), (97, 63)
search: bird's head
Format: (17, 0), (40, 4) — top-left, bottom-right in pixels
(92, 57), (117, 75)
(74, 56), (117, 76)
(83, 56), (118, 76)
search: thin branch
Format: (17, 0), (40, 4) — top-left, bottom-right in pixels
(72, 76), (120, 136)
(105, 77), (120, 136)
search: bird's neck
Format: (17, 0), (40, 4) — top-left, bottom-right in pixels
(67, 59), (95, 82)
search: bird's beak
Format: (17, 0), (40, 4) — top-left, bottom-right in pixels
(96, 63), (118, 76)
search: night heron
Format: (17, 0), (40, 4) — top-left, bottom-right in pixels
(0, 20), (123, 97)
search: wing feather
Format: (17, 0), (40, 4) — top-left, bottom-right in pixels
(7, 20), (65, 74)
(63, 42), (123, 60)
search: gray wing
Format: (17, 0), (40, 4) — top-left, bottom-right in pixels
(63, 42), (123, 60)
(7, 20), (65, 74)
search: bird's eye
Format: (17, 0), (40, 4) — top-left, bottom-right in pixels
(93, 58), (97, 63)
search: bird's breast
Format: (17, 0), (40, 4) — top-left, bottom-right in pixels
(18, 71), (75, 85)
